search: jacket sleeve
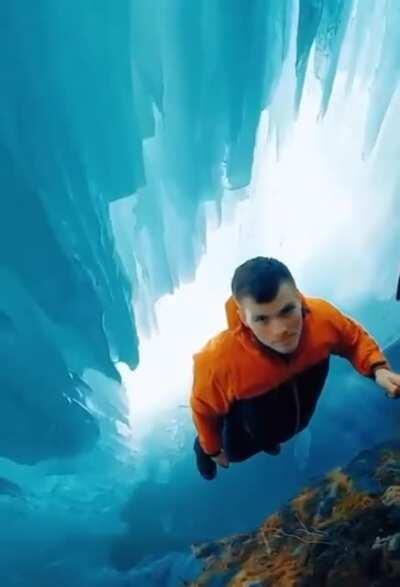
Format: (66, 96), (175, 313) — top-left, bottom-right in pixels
(190, 354), (229, 455)
(328, 302), (390, 377)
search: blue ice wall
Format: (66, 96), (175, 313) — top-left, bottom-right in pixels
(0, 1), (140, 463)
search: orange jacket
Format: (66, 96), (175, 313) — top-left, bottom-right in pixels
(191, 295), (389, 455)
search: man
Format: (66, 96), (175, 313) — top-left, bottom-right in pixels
(191, 257), (400, 480)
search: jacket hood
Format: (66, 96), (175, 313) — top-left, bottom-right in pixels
(225, 296), (240, 330)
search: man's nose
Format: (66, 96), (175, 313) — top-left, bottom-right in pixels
(268, 319), (287, 338)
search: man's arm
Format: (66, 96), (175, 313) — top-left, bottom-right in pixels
(328, 302), (400, 398)
(191, 399), (230, 468)
(190, 352), (232, 458)
(191, 395), (223, 456)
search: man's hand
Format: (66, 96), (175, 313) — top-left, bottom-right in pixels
(375, 368), (400, 398)
(212, 450), (230, 468)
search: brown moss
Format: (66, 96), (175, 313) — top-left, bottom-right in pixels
(260, 513), (281, 535)
(326, 469), (353, 494)
(291, 487), (318, 524)
(331, 492), (376, 520)
(232, 548), (303, 587)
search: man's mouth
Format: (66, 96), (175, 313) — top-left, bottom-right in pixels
(275, 333), (298, 346)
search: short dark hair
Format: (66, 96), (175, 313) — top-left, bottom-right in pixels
(231, 257), (296, 303)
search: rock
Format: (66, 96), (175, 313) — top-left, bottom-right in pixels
(188, 441), (400, 586)
(388, 533), (400, 553)
(382, 486), (400, 507)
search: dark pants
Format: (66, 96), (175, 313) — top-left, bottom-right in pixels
(222, 404), (274, 462)
(222, 358), (330, 462)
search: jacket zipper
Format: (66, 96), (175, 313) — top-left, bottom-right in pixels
(292, 379), (301, 435)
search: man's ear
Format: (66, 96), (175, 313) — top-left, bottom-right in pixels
(237, 305), (247, 326)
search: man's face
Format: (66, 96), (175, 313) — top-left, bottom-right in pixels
(238, 281), (303, 354)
